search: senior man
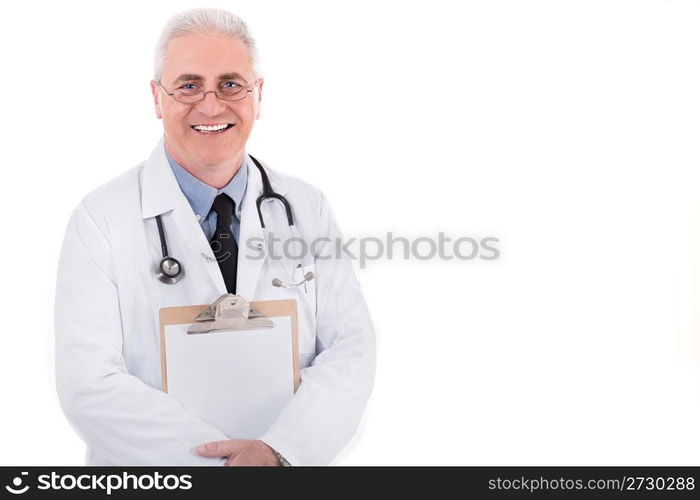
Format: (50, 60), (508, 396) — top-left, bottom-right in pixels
(54, 8), (375, 466)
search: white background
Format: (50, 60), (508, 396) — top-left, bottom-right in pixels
(2, 0), (700, 465)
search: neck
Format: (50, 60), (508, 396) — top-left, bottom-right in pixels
(165, 143), (244, 189)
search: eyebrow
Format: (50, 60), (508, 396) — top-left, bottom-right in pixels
(171, 72), (250, 85)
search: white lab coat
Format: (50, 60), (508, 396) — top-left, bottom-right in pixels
(54, 139), (376, 465)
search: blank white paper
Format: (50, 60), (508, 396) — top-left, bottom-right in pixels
(164, 316), (294, 439)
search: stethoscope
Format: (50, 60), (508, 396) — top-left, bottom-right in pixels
(155, 155), (315, 290)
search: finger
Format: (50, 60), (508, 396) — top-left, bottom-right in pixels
(195, 440), (240, 457)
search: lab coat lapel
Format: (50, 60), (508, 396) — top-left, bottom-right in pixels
(236, 158), (265, 300)
(140, 138), (226, 295)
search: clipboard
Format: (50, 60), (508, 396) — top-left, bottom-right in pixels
(159, 298), (301, 393)
(158, 297), (301, 439)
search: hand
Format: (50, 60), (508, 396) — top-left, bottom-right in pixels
(195, 439), (281, 466)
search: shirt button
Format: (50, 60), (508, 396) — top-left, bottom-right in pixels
(196, 214), (202, 221)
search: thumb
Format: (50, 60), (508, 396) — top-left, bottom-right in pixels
(195, 439), (239, 457)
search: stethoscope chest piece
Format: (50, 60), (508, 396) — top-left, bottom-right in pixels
(157, 256), (183, 284)
(154, 213), (184, 284)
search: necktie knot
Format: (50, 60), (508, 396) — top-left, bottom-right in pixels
(212, 193), (235, 229)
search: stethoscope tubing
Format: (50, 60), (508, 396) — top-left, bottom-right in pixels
(154, 155), (309, 289)
(249, 154), (294, 228)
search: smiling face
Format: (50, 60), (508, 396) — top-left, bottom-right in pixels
(150, 34), (262, 180)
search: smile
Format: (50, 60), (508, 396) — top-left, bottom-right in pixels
(191, 123), (234, 134)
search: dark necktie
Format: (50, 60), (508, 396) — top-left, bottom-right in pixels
(210, 194), (238, 293)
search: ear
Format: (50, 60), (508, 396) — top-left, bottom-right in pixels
(255, 78), (264, 120)
(150, 80), (163, 119)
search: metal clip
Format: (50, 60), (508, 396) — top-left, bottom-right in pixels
(187, 294), (273, 334)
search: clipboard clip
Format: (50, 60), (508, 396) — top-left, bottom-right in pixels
(187, 294), (274, 334)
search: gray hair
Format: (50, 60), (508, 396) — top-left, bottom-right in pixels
(154, 8), (260, 81)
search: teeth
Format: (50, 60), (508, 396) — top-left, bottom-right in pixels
(193, 124), (229, 132)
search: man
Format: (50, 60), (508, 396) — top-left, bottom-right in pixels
(54, 8), (375, 466)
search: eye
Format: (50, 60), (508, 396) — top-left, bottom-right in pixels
(221, 81), (241, 89)
(179, 83), (199, 91)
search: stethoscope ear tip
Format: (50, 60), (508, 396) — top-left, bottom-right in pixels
(272, 272), (314, 289)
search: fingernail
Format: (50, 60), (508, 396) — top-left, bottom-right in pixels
(195, 445), (205, 454)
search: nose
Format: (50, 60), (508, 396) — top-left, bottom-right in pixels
(195, 90), (227, 116)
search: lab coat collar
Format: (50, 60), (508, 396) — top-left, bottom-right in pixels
(141, 138), (180, 219)
(140, 138), (289, 218)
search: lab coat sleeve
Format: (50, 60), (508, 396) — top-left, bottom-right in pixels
(55, 203), (228, 465)
(260, 191), (376, 465)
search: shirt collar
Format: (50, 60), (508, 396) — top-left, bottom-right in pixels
(165, 148), (248, 220)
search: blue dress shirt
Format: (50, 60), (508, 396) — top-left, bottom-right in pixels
(166, 148), (248, 242)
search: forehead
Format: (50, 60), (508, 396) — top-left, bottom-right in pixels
(162, 34), (254, 82)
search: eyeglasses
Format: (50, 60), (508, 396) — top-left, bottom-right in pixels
(157, 80), (258, 104)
